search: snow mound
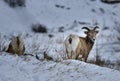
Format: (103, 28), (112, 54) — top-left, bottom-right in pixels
(0, 52), (120, 81)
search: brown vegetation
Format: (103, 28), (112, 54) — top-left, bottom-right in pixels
(6, 36), (25, 55)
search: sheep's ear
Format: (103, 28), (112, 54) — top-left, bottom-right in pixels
(84, 31), (88, 34)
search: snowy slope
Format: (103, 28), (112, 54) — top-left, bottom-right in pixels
(1, 0), (120, 32)
(27, 0), (120, 28)
(0, 0), (38, 33)
(0, 0), (120, 81)
(0, 53), (120, 81)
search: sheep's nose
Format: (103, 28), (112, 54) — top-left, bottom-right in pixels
(93, 39), (95, 41)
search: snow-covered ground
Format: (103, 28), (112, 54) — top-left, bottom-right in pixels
(0, 52), (120, 81)
(0, 0), (120, 81)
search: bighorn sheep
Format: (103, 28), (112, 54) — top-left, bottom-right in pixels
(6, 35), (25, 55)
(65, 26), (99, 62)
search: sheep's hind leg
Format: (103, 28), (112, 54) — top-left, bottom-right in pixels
(71, 51), (76, 59)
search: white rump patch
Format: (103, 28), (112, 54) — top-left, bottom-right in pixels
(69, 34), (80, 52)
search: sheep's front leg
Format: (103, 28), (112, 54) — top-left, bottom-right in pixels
(79, 52), (87, 62)
(82, 58), (86, 62)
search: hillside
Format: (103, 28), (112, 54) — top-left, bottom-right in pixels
(0, 53), (120, 81)
(0, 0), (120, 81)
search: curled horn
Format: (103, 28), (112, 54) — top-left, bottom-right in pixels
(82, 27), (90, 31)
(93, 26), (99, 30)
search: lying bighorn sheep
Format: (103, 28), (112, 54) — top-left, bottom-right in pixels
(65, 26), (99, 62)
(6, 35), (25, 55)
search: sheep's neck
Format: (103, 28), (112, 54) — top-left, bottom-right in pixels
(85, 36), (94, 49)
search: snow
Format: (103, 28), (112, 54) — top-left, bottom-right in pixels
(0, 0), (120, 81)
(0, 53), (120, 81)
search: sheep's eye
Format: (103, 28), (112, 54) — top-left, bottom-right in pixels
(96, 31), (99, 33)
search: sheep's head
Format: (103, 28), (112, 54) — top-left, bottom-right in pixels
(82, 26), (99, 42)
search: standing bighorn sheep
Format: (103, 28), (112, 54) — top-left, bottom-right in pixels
(65, 26), (99, 62)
